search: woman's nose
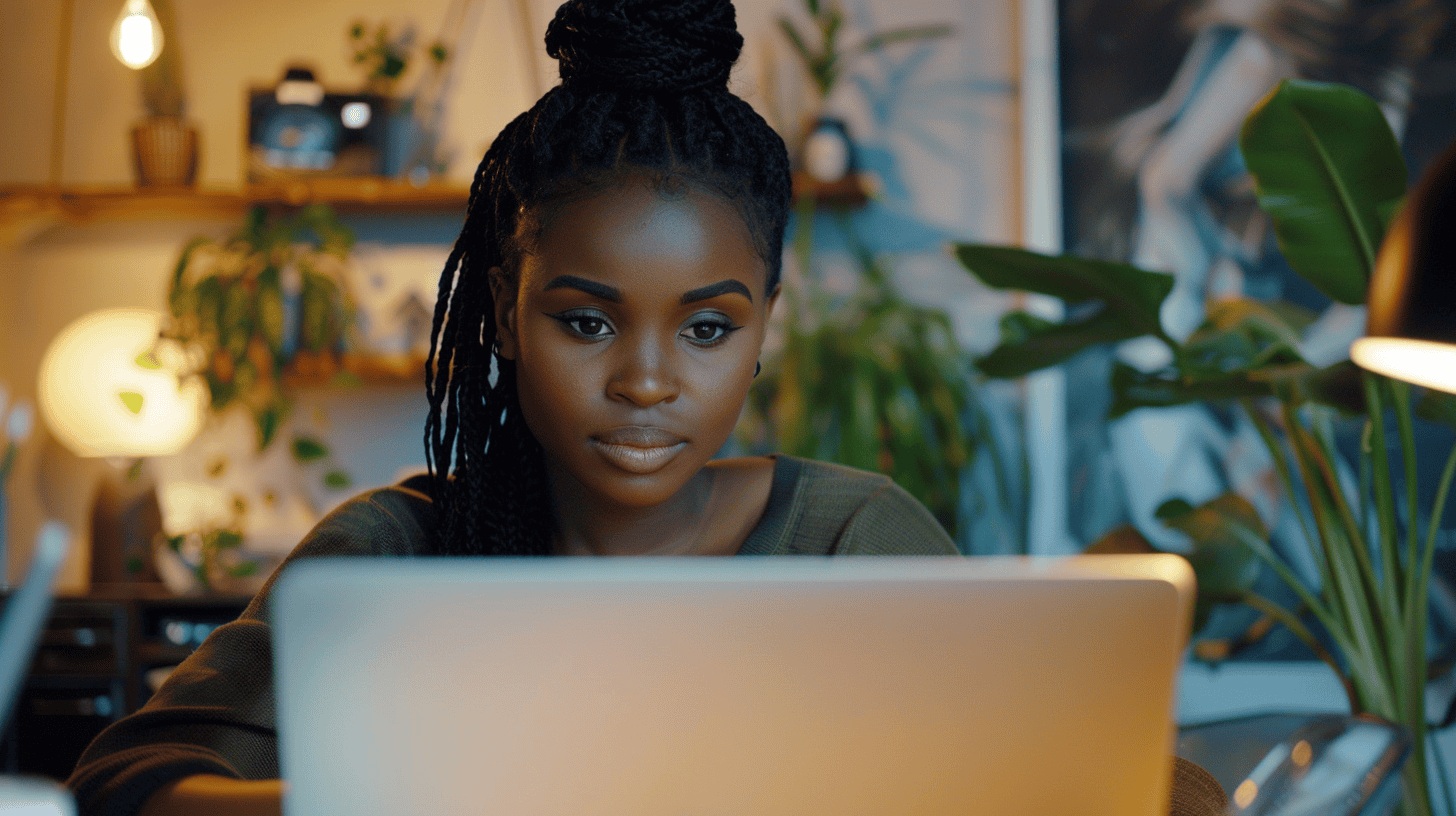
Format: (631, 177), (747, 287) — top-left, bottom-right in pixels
(607, 337), (679, 407)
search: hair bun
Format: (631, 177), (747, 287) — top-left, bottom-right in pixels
(545, 0), (743, 93)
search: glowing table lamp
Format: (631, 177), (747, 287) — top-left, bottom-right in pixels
(1351, 141), (1456, 392)
(37, 309), (206, 459)
(36, 309), (208, 586)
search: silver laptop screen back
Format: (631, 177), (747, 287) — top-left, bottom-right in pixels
(273, 555), (1193, 816)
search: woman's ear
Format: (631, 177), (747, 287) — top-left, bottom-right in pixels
(488, 267), (519, 360)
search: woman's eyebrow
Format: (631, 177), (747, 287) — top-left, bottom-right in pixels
(542, 275), (621, 302)
(681, 279), (753, 304)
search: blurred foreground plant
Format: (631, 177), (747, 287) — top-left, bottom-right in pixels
(955, 80), (1456, 816)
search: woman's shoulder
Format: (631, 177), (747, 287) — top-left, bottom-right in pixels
(292, 474), (436, 559)
(744, 455), (959, 557)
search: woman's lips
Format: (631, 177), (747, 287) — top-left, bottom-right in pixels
(590, 427), (688, 474)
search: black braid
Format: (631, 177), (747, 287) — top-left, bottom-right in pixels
(423, 0), (792, 556)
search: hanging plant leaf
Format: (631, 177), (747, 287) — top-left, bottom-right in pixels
(255, 402), (285, 452)
(324, 470), (353, 490)
(1240, 80), (1408, 304)
(256, 265), (285, 358)
(225, 561), (259, 578)
(291, 436), (330, 463)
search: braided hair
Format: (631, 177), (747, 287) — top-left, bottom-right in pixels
(423, 0), (792, 556)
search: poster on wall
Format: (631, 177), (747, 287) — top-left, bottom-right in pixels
(1055, 0), (1456, 567)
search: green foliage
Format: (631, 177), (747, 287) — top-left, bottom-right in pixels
(348, 20), (448, 92)
(745, 213), (1019, 544)
(778, 0), (951, 101)
(1240, 80), (1408, 305)
(163, 205), (355, 451)
(290, 436), (329, 463)
(953, 79), (1455, 815)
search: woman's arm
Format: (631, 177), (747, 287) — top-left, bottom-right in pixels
(137, 776), (283, 816)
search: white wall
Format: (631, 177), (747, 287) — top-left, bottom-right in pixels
(0, 0), (1021, 588)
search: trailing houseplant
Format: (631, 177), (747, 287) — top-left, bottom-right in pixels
(954, 79), (1456, 815)
(163, 204), (355, 451)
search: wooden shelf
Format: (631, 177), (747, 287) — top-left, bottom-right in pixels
(0, 179), (470, 245)
(279, 351), (427, 389)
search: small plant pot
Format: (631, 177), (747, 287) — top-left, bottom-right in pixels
(132, 116), (199, 187)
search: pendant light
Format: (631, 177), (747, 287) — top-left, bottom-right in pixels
(110, 0), (164, 70)
(1350, 139), (1456, 393)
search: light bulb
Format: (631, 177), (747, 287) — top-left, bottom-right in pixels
(110, 0), (164, 70)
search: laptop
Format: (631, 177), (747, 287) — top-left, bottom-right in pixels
(272, 554), (1194, 816)
(0, 523), (69, 735)
(0, 522), (77, 816)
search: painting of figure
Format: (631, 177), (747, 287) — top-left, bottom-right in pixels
(1058, 0), (1454, 561)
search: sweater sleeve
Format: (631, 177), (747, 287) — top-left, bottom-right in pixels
(833, 480), (961, 556)
(66, 481), (435, 816)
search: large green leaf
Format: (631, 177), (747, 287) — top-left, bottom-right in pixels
(1240, 80), (1407, 304)
(977, 307), (1148, 378)
(953, 245), (1174, 341)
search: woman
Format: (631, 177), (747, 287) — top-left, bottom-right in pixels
(67, 2), (956, 814)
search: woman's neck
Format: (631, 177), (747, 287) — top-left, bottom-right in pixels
(548, 467), (720, 556)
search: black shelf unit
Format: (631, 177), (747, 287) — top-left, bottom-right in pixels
(0, 586), (250, 781)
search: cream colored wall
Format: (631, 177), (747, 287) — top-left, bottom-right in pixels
(0, 0), (1021, 589)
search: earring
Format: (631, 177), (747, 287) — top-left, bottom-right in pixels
(754, 361), (762, 378)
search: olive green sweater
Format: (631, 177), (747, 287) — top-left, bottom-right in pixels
(66, 455), (958, 816)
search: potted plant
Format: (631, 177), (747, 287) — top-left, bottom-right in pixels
(347, 19), (451, 181)
(777, 0), (951, 184)
(153, 205), (357, 594)
(954, 79), (1456, 815)
(131, 0), (197, 187)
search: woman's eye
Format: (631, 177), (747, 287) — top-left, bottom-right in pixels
(682, 319), (739, 346)
(551, 312), (613, 339)
(572, 317), (608, 336)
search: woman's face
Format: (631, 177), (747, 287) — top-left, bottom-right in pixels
(492, 177), (778, 511)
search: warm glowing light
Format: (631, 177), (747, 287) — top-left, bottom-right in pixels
(110, 0), (164, 70)
(157, 480), (233, 536)
(1291, 739), (1313, 768)
(37, 309), (207, 458)
(1351, 337), (1456, 394)
(1233, 779), (1259, 809)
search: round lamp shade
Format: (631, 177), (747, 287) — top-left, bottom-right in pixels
(1351, 139), (1456, 393)
(37, 309), (207, 458)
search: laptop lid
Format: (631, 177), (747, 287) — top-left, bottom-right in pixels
(272, 555), (1194, 816)
(0, 523), (69, 735)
